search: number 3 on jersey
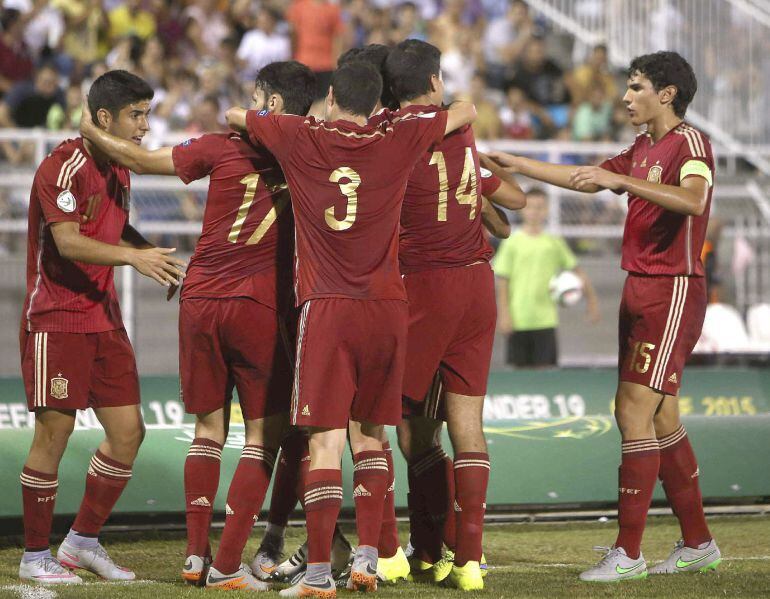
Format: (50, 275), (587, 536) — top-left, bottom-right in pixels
(227, 173), (289, 245)
(430, 147), (478, 221)
(326, 167), (361, 231)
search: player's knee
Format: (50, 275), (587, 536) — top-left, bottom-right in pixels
(32, 422), (73, 456)
(653, 411), (680, 437)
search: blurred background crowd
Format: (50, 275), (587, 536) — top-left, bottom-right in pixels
(0, 0), (637, 166)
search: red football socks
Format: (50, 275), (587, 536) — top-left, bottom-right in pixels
(305, 469), (343, 564)
(378, 442), (400, 558)
(453, 452), (490, 566)
(184, 438), (222, 558)
(213, 445), (276, 574)
(352, 450), (389, 550)
(615, 439), (660, 559)
(658, 425), (711, 548)
(71, 450), (132, 536)
(20, 467), (58, 551)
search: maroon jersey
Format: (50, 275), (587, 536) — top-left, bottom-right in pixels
(395, 104), (496, 274)
(245, 109), (448, 304)
(172, 132), (293, 309)
(601, 122), (714, 276)
(23, 138), (129, 333)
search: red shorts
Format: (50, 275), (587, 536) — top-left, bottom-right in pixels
(402, 262), (496, 402)
(179, 298), (295, 420)
(402, 371), (447, 421)
(20, 329), (140, 412)
(618, 274), (706, 395)
(291, 298), (408, 429)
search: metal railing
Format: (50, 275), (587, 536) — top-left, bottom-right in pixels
(526, 0), (770, 173)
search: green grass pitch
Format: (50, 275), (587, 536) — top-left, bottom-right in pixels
(1, 515), (768, 598)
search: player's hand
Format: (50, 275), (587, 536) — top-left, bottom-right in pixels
(128, 247), (187, 287)
(487, 151), (522, 173)
(79, 98), (96, 137)
(569, 166), (624, 191)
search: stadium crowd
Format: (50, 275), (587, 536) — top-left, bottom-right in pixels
(0, 0), (638, 168)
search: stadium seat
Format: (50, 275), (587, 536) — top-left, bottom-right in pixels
(746, 303), (770, 350)
(694, 303), (751, 353)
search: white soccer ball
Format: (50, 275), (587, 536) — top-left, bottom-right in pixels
(549, 270), (583, 307)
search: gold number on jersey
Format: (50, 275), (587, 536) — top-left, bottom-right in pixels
(627, 341), (656, 374)
(429, 148), (479, 222)
(429, 151), (449, 221)
(326, 167), (360, 231)
(227, 173), (288, 245)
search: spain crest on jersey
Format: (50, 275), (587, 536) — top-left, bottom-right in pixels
(50, 376), (69, 400)
(647, 165), (663, 183)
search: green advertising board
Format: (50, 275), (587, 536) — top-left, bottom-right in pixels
(0, 368), (768, 518)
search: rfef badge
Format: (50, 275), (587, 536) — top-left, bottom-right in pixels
(50, 375), (69, 400)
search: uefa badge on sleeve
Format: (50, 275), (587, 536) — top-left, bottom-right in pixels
(50, 374), (69, 400)
(56, 190), (77, 213)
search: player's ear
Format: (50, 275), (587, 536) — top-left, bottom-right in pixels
(95, 108), (112, 130)
(659, 85), (677, 110)
(269, 93), (283, 114)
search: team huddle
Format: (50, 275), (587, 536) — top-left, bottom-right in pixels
(18, 38), (721, 595)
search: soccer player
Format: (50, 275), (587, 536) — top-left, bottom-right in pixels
(489, 51), (721, 581)
(79, 61), (317, 590)
(227, 60), (476, 597)
(18, 70), (186, 585)
(377, 39), (526, 591)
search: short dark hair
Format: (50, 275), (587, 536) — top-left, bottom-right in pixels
(338, 44), (396, 109)
(330, 62), (383, 117)
(255, 61), (316, 116)
(384, 39), (441, 103)
(628, 51), (697, 117)
(88, 70), (154, 125)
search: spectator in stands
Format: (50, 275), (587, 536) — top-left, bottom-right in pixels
(19, 0), (64, 64)
(507, 36), (571, 135)
(286, 0), (346, 99)
(567, 43), (617, 106)
(493, 187), (599, 368)
(236, 8), (290, 82)
(469, 73), (501, 140)
(186, 94), (226, 135)
(0, 64), (64, 129)
(0, 9), (34, 96)
(184, 0), (230, 58)
(483, 0), (537, 89)
(392, 2), (426, 42)
(702, 219), (724, 303)
(54, 0), (108, 76)
(108, 0), (157, 42)
(572, 86), (612, 141)
(499, 84), (535, 139)
(46, 82), (82, 130)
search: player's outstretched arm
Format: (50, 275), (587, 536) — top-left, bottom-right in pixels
(444, 101), (477, 136)
(487, 151), (603, 194)
(51, 221), (186, 287)
(569, 166), (709, 216)
(79, 103), (176, 176)
(225, 107), (248, 132)
(479, 152), (526, 210)
(481, 197), (510, 239)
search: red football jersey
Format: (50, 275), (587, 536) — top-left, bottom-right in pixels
(246, 109), (448, 304)
(23, 138), (129, 333)
(601, 122), (714, 276)
(395, 104), (495, 274)
(172, 133), (293, 309)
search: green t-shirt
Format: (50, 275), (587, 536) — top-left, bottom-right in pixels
(492, 229), (578, 331)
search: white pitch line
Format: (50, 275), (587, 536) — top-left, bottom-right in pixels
(488, 556), (770, 570)
(0, 585), (58, 599)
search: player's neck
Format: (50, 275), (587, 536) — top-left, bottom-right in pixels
(400, 95), (437, 109)
(646, 112), (683, 143)
(332, 109), (368, 127)
(81, 137), (111, 168)
(523, 223), (543, 235)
